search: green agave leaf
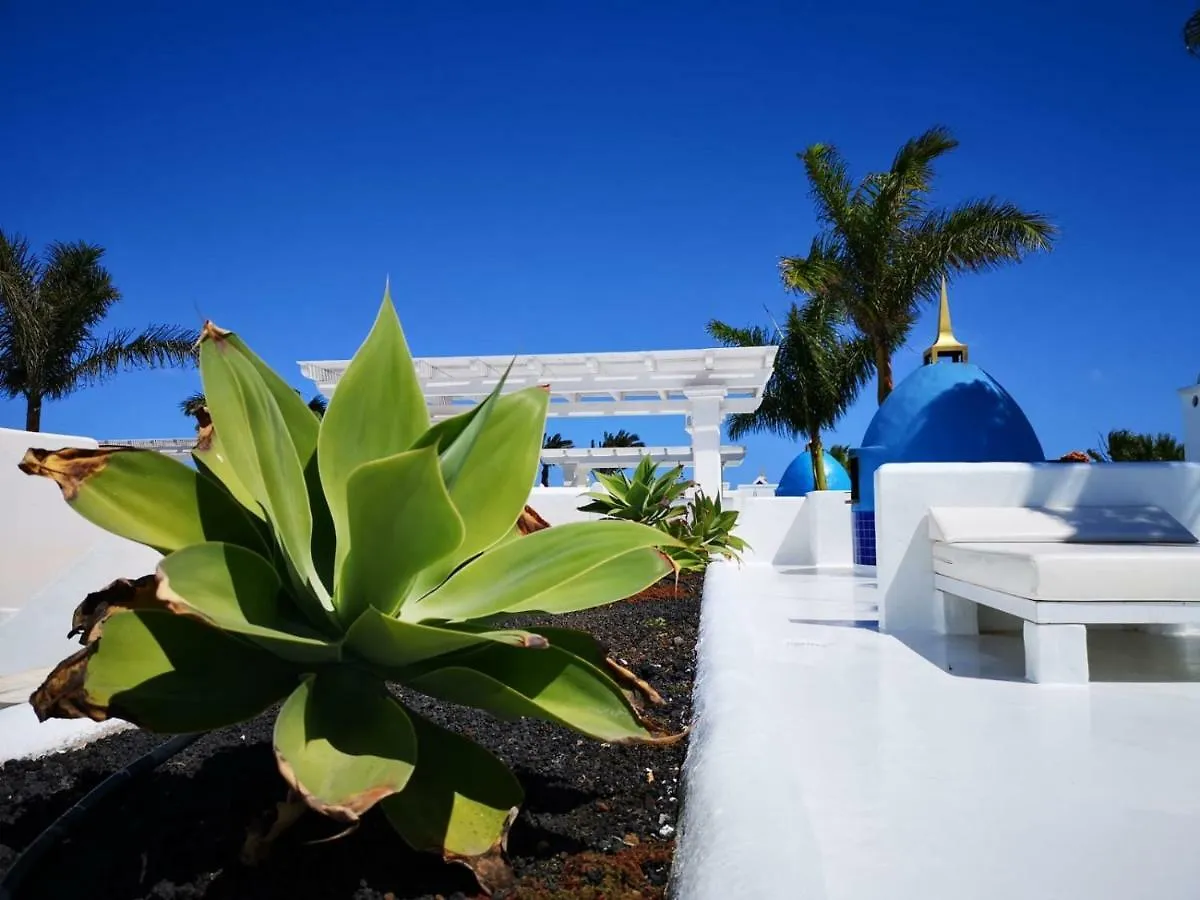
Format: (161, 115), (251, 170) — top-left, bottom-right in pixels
(337, 447), (465, 623)
(192, 427), (264, 519)
(18, 446), (266, 556)
(411, 385), (549, 596)
(157, 543), (340, 662)
(273, 669), (417, 822)
(199, 325), (331, 618)
(408, 642), (675, 744)
(408, 520), (674, 622)
(47, 609), (297, 732)
(382, 709), (522, 882)
(318, 289), (430, 582)
(345, 607), (546, 672)
(412, 360), (512, 491)
(199, 331), (334, 584)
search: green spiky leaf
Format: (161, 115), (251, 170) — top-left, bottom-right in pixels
(199, 325), (331, 619)
(274, 669), (417, 822)
(408, 520), (674, 622)
(381, 709), (522, 875)
(412, 385), (549, 594)
(45, 609), (298, 732)
(318, 290), (430, 582)
(18, 446), (266, 555)
(409, 642), (674, 744)
(156, 543), (339, 663)
(345, 607), (547, 672)
(336, 447), (465, 623)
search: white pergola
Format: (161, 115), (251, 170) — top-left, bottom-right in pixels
(97, 440), (748, 490)
(542, 445), (746, 488)
(298, 346), (776, 495)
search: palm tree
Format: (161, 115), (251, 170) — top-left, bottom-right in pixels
(599, 429), (645, 448)
(180, 389), (326, 431)
(708, 293), (874, 491)
(1087, 430), (1184, 462)
(828, 444), (852, 470)
(540, 432), (575, 486)
(594, 429), (645, 475)
(1186, 9), (1200, 55)
(180, 390), (210, 430)
(780, 126), (1057, 405)
(0, 230), (196, 431)
(306, 393), (327, 417)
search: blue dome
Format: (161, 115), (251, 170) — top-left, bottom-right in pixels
(860, 363), (1044, 464)
(776, 450), (852, 497)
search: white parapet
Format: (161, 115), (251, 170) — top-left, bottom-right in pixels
(726, 490), (853, 568)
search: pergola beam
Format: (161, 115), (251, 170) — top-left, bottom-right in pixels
(295, 346), (776, 496)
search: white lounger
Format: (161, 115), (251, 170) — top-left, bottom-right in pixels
(928, 505), (1200, 683)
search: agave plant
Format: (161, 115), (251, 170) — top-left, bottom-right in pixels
(20, 288), (680, 892)
(578, 455), (691, 528)
(665, 492), (748, 573)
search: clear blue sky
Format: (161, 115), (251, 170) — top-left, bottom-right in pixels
(4, 1), (1198, 484)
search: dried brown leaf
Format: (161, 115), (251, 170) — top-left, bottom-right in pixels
(18, 446), (113, 501)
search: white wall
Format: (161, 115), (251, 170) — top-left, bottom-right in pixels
(527, 486), (598, 525)
(728, 491), (853, 568)
(875, 462), (1200, 633)
(0, 428), (161, 680)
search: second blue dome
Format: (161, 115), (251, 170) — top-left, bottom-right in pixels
(776, 450), (851, 496)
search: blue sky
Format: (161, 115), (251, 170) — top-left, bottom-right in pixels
(3, 1), (1198, 484)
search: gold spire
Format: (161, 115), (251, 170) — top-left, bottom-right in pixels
(922, 276), (968, 365)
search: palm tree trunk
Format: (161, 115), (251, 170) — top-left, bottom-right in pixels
(540, 463), (550, 487)
(25, 394), (42, 432)
(809, 434), (828, 492)
(874, 341), (894, 406)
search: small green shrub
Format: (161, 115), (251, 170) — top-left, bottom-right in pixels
(664, 491), (748, 573)
(578, 455), (691, 527)
(578, 460), (747, 575)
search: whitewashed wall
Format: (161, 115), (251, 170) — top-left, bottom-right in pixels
(875, 462), (1200, 634)
(0, 428), (161, 682)
(725, 490), (853, 568)
(527, 486), (598, 525)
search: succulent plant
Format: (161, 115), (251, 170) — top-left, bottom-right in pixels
(664, 492), (748, 573)
(578, 455), (692, 528)
(20, 288), (680, 892)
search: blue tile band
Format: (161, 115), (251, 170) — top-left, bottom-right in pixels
(853, 509), (876, 567)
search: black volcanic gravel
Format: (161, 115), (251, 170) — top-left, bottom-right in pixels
(0, 592), (698, 900)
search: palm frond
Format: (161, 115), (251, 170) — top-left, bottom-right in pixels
(919, 198), (1058, 273)
(307, 394), (327, 417)
(800, 143), (855, 233)
(0, 230), (45, 398)
(60, 324), (198, 397)
(180, 390), (207, 417)
(709, 295), (873, 446)
(888, 125), (958, 194)
(1186, 9), (1200, 55)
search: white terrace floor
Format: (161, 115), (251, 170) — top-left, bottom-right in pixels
(675, 563), (1200, 900)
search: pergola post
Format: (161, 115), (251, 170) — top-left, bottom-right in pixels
(685, 388), (726, 497)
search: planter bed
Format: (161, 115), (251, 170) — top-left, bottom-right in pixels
(0, 587), (699, 900)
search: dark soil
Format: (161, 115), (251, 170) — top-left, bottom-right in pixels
(0, 591), (700, 900)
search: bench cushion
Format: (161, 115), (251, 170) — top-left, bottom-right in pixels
(928, 505), (1197, 545)
(933, 541), (1200, 601)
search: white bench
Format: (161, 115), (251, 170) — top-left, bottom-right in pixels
(928, 505), (1200, 683)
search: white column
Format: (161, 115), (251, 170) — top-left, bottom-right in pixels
(685, 388), (726, 497)
(1180, 381), (1200, 462)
